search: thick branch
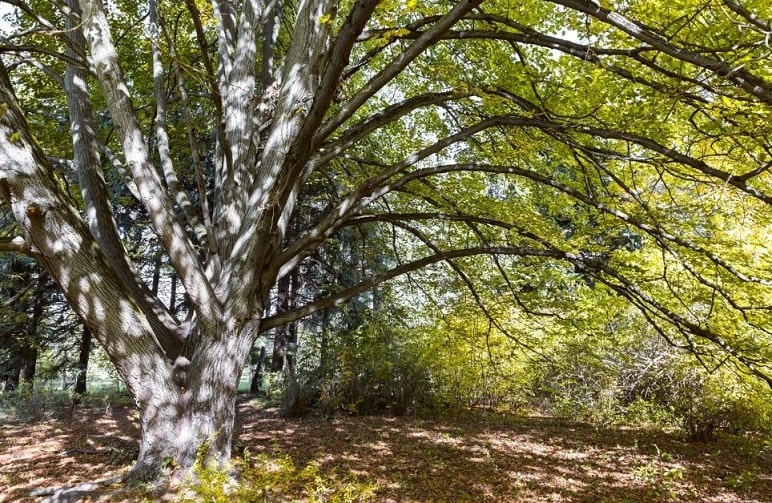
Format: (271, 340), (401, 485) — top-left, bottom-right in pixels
(0, 235), (31, 254)
(80, 0), (220, 326)
(150, 0), (208, 248)
(547, 0), (772, 104)
(317, 91), (467, 165)
(66, 0), (182, 348)
(404, 161), (772, 286)
(0, 60), (174, 399)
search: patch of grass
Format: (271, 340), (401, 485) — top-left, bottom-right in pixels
(725, 464), (760, 492)
(718, 433), (771, 457)
(176, 450), (379, 502)
(630, 445), (686, 500)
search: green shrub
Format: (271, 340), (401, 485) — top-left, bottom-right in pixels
(620, 398), (675, 429)
(666, 368), (772, 441)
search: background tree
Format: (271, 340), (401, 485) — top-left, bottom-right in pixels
(1, 0), (771, 485)
(0, 204), (84, 394)
(0, 254), (46, 391)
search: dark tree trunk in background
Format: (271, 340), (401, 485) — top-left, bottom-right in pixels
(74, 326), (91, 395)
(250, 345), (266, 394)
(19, 273), (46, 389)
(18, 346), (37, 387)
(271, 218), (300, 374)
(271, 270), (299, 373)
(169, 273), (177, 313)
(3, 368), (20, 392)
(320, 309), (330, 379)
(151, 252), (162, 295)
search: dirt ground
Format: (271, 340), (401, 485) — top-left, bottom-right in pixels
(1, 399), (771, 502)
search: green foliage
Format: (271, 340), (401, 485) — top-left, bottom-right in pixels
(522, 331), (772, 438)
(620, 399), (676, 430)
(177, 451), (378, 502)
(285, 291), (539, 418)
(176, 445), (235, 503)
(280, 268), (772, 442)
(631, 456), (685, 501)
(291, 318), (435, 417)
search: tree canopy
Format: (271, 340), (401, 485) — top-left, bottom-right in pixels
(0, 0), (771, 480)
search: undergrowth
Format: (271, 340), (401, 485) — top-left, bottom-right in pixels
(176, 450), (379, 502)
(0, 388), (135, 422)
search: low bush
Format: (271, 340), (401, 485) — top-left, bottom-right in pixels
(520, 340), (772, 439)
(620, 398), (676, 429)
(666, 368), (772, 441)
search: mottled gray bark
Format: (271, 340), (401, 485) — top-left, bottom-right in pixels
(130, 325), (254, 479)
(0, 58), (177, 467)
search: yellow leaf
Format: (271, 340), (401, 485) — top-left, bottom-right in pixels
(9, 131), (21, 143)
(406, 0), (419, 10)
(319, 13), (333, 24)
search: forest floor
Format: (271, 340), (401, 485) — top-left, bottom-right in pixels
(1, 398), (771, 502)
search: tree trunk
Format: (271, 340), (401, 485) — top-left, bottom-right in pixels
(319, 309), (331, 379)
(132, 383), (236, 480)
(73, 326), (91, 396)
(18, 345), (37, 389)
(3, 368), (20, 393)
(19, 273), (46, 390)
(250, 345), (266, 394)
(0, 0), (399, 484)
(271, 273), (294, 372)
(0, 56), (264, 479)
(129, 325), (255, 480)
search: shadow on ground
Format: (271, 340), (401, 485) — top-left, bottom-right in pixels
(235, 401), (772, 502)
(0, 404), (138, 502)
(1, 398), (770, 502)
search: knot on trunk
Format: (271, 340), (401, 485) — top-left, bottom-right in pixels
(26, 202), (47, 220)
(172, 356), (191, 393)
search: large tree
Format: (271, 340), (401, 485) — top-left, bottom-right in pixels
(1, 0), (771, 481)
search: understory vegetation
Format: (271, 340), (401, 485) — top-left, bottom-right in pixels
(256, 287), (772, 444)
(3, 305), (772, 501)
